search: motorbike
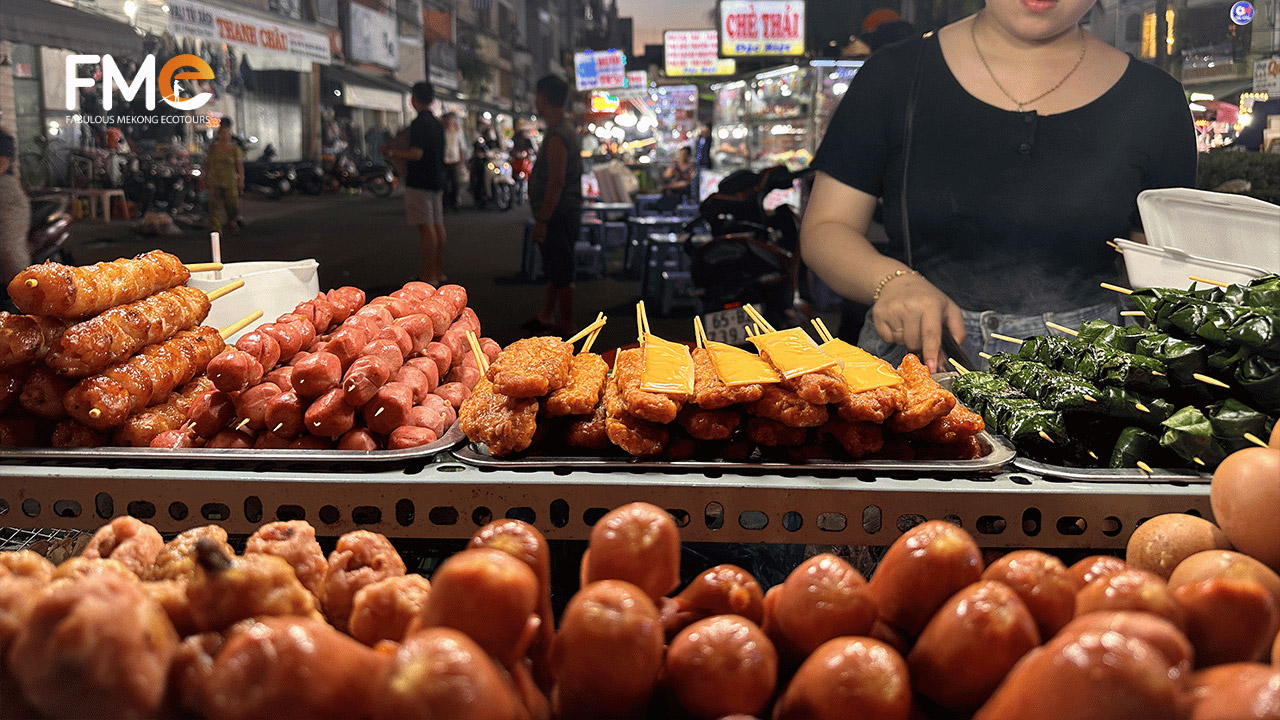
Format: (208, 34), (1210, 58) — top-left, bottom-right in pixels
(684, 165), (811, 339)
(510, 148), (532, 206)
(292, 160), (326, 195)
(121, 153), (199, 216)
(242, 144), (295, 200)
(324, 151), (395, 197)
(470, 146), (515, 211)
(28, 193), (72, 265)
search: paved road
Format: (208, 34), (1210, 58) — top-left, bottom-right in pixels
(65, 193), (693, 349)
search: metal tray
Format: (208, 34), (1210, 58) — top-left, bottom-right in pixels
(1012, 456), (1212, 484)
(453, 429), (1016, 474)
(0, 423), (465, 469)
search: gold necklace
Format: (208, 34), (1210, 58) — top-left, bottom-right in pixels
(970, 13), (1088, 112)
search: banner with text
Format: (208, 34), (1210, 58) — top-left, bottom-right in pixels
(664, 29), (736, 76)
(169, 0), (331, 64)
(574, 49), (627, 90)
(1256, 56), (1280, 93)
(615, 70), (650, 99)
(348, 2), (399, 69)
(718, 0), (805, 57)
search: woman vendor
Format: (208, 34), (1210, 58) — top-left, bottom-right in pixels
(801, 0), (1196, 372)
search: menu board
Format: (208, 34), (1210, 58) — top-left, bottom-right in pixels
(718, 0), (805, 57)
(664, 29), (737, 77)
(574, 49), (627, 90)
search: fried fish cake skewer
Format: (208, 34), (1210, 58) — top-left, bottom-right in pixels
(746, 416), (809, 447)
(691, 347), (765, 409)
(907, 403), (985, 445)
(615, 347), (684, 424)
(604, 373), (668, 456)
(837, 384), (907, 424)
(545, 352), (608, 417)
(821, 420), (886, 459)
(459, 377), (540, 457)
(567, 399), (611, 450)
(746, 384), (828, 428)
(781, 366), (852, 406)
(677, 406), (741, 441)
(885, 353), (956, 434)
(485, 336), (573, 398)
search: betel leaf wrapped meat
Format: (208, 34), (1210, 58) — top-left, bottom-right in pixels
(1018, 335), (1168, 392)
(1092, 386), (1176, 428)
(1235, 354), (1280, 412)
(1078, 320), (1210, 385)
(987, 354), (1101, 411)
(7, 250), (190, 319)
(1141, 292), (1280, 358)
(1220, 273), (1280, 309)
(1159, 406), (1228, 468)
(951, 372), (1065, 448)
(1108, 426), (1180, 469)
(1205, 398), (1276, 453)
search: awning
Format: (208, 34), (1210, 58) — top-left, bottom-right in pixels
(322, 65), (410, 111)
(0, 0), (144, 57)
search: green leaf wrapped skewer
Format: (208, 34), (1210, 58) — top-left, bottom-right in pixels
(1160, 406), (1229, 468)
(1221, 274), (1280, 310)
(951, 372), (1066, 447)
(1132, 290), (1280, 358)
(1078, 319), (1210, 385)
(1018, 335), (1169, 392)
(1092, 386), (1176, 428)
(1206, 398), (1277, 454)
(987, 354), (1102, 411)
(1236, 355), (1280, 412)
(1109, 427), (1180, 469)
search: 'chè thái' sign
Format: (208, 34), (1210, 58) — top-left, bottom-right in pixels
(718, 0), (805, 57)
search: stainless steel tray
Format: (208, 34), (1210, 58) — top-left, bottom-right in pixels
(0, 423), (465, 468)
(1012, 456), (1211, 483)
(453, 429), (1016, 474)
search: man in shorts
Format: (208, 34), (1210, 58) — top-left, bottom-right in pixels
(524, 74), (582, 337)
(383, 82), (446, 283)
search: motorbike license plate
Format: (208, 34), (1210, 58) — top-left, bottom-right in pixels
(702, 308), (752, 345)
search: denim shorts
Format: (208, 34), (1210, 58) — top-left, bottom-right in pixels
(856, 301), (1122, 372)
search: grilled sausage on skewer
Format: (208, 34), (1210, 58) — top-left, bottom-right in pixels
(8, 250), (190, 319)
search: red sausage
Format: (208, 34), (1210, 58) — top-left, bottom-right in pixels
(292, 352), (343, 400)
(437, 285), (469, 317)
(343, 355), (395, 407)
(445, 366), (481, 390)
(354, 305), (395, 328)
(480, 338), (501, 364)
(188, 390), (236, 439)
(20, 366), (72, 419)
(151, 427), (202, 449)
(423, 342), (452, 378)
(407, 357), (442, 391)
(205, 350), (263, 393)
(370, 296), (416, 319)
(326, 326), (369, 369)
(393, 365), (431, 404)
(263, 390), (305, 440)
(420, 298), (453, 336)
(377, 325), (414, 358)
(309, 340), (329, 355)
(234, 382), (282, 432)
(389, 426), (438, 449)
(281, 318), (317, 352)
(364, 382), (414, 435)
(403, 281), (436, 297)
(408, 406), (445, 436)
(343, 316), (382, 340)
(434, 382), (471, 410)
(361, 338), (405, 370)
(458, 307), (481, 335)
(326, 287), (366, 322)
(261, 323), (306, 360)
(305, 388), (356, 438)
(263, 366), (294, 392)
(288, 351), (314, 368)
(294, 300), (333, 336)
(207, 428), (255, 449)
(394, 314), (434, 356)
(338, 429), (380, 451)
(235, 331), (281, 373)
(253, 432), (293, 449)
(439, 325), (468, 365)
(419, 394), (457, 430)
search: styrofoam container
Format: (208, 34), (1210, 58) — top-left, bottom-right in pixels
(188, 260), (319, 342)
(1137, 188), (1280, 272)
(1116, 239), (1268, 290)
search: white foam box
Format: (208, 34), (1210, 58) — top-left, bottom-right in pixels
(188, 260), (320, 343)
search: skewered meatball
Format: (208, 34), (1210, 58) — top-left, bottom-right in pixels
(371, 628), (531, 720)
(143, 578), (199, 637)
(415, 548), (540, 667)
(80, 516), (164, 576)
(348, 574), (432, 646)
(469, 519), (555, 689)
(146, 524), (234, 582)
(243, 520), (328, 597)
(321, 531), (407, 633)
(187, 538), (323, 632)
(581, 502), (681, 602)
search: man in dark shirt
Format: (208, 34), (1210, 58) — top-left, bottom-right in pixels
(382, 82), (447, 283)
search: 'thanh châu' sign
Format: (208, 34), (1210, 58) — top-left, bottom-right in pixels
(719, 0), (805, 57)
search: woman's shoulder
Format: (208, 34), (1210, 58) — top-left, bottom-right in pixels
(1111, 53), (1186, 101)
(856, 35), (930, 79)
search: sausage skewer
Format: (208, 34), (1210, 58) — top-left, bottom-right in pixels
(0, 314), (68, 369)
(65, 312), (260, 431)
(9, 250), (193, 319)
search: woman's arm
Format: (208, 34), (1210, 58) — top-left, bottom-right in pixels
(801, 172), (964, 371)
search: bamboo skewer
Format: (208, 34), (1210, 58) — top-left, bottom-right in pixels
(1120, 310), (1147, 317)
(947, 358), (968, 374)
(1039, 431), (1055, 444)
(235, 418), (251, 432)
(186, 263), (224, 273)
(741, 304), (776, 334)
(1107, 241), (1121, 253)
(566, 315), (607, 345)
(581, 313), (606, 355)
(1193, 457), (1206, 467)
(989, 332), (1024, 345)
(465, 331), (489, 375)
(1044, 321), (1078, 337)
(811, 317), (837, 343)
(1088, 450), (1099, 460)
(1135, 402), (1151, 414)
(1101, 282), (1134, 296)
(1136, 461), (1154, 475)
(1189, 275), (1229, 288)
(1244, 432), (1268, 448)
(205, 280), (245, 302)
(219, 311), (263, 340)
(693, 316), (707, 349)
(1193, 373), (1231, 389)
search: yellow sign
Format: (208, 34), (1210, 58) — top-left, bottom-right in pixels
(590, 93), (620, 113)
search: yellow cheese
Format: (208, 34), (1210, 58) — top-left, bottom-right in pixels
(819, 338), (904, 392)
(748, 327), (839, 380)
(705, 341), (781, 386)
(640, 334), (694, 395)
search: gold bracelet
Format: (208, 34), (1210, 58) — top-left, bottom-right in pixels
(872, 268), (921, 303)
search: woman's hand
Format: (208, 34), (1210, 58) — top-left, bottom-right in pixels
(871, 273), (966, 373)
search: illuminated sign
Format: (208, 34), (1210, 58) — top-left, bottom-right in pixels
(168, 0), (331, 64)
(590, 93), (621, 113)
(665, 29), (737, 76)
(574, 49), (627, 90)
(1231, 1), (1254, 24)
(718, 0), (805, 57)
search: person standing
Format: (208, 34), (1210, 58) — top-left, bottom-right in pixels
(0, 127), (31, 296)
(523, 74), (582, 337)
(442, 113), (468, 211)
(383, 82), (447, 283)
(694, 125), (714, 169)
(204, 121), (244, 233)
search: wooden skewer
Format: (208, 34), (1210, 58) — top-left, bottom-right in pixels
(1039, 431), (1055, 444)
(374, 407), (385, 417)
(205, 280), (245, 302)
(1136, 461), (1154, 475)
(1044, 321), (1078, 337)
(1244, 432), (1268, 448)
(24, 278), (37, 288)
(742, 304), (776, 334)
(1085, 395), (1097, 403)
(1193, 373), (1230, 389)
(1101, 282), (1134, 296)
(582, 323), (605, 355)
(186, 263), (224, 273)
(465, 330), (489, 375)
(635, 302), (645, 344)
(1192, 457), (1206, 467)
(989, 332), (1024, 345)
(219, 311), (263, 340)
(1189, 275), (1229, 288)
(1088, 450), (1099, 460)
(947, 358), (969, 374)
(979, 351), (992, 360)
(693, 316), (706, 349)
(811, 317), (836, 343)
(235, 418), (250, 432)
(273, 423), (284, 433)
(566, 315), (606, 345)
(1152, 371), (1166, 377)
(1135, 402), (1151, 414)
(88, 408), (101, 419)
(639, 301), (651, 336)
(1120, 310), (1147, 317)
(1106, 241), (1121, 252)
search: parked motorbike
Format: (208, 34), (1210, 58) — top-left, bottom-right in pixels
(242, 144), (295, 200)
(292, 160), (326, 195)
(325, 152), (395, 197)
(684, 165), (810, 337)
(28, 193), (71, 265)
(121, 154), (199, 216)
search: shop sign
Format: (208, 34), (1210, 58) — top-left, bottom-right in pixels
(574, 49), (627, 90)
(1230, 1), (1254, 24)
(590, 93), (621, 113)
(1255, 56), (1280, 93)
(348, 2), (400, 68)
(664, 29), (737, 76)
(429, 41), (459, 89)
(168, 0), (331, 64)
(718, 0), (805, 57)
(615, 71), (649, 99)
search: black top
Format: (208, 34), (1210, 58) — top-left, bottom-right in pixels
(0, 130), (15, 175)
(530, 119), (583, 218)
(811, 35), (1197, 314)
(406, 112), (445, 191)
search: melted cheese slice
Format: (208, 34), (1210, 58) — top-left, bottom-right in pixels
(819, 338), (904, 392)
(640, 335), (694, 395)
(748, 327), (839, 380)
(705, 341), (781, 386)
